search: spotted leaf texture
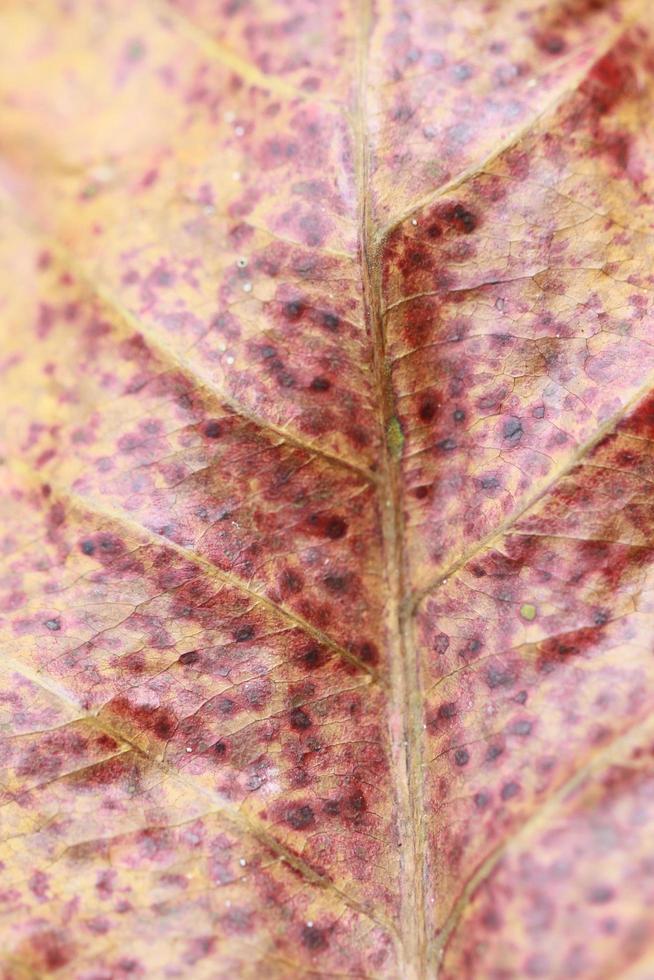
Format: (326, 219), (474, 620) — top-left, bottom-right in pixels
(1, 1), (654, 977)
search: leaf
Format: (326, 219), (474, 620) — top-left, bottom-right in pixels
(1, 1), (654, 976)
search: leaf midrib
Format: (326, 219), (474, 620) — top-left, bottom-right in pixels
(354, 3), (428, 977)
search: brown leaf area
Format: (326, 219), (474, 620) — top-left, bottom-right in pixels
(1, 0), (654, 976)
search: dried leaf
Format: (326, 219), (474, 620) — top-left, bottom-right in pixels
(1, 1), (654, 977)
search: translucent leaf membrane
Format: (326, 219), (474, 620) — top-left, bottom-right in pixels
(1, 1), (654, 977)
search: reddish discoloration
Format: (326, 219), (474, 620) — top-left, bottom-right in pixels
(387, 29), (654, 593)
(1, 2), (654, 978)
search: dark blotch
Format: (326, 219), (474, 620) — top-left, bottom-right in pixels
(290, 707), (312, 731)
(486, 665), (516, 689)
(433, 633), (450, 655)
(301, 924), (328, 951)
(281, 569), (304, 594)
(536, 33), (566, 55)
(419, 397), (438, 423)
(501, 781), (520, 801)
(203, 420), (222, 439)
(303, 647), (323, 670)
(474, 791), (490, 810)
(325, 516), (347, 539)
(588, 885), (614, 904)
(509, 719), (533, 736)
(321, 312), (340, 331)
(234, 625), (254, 643)
(486, 743), (504, 762)
(359, 641), (380, 666)
(503, 417), (523, 444)
(286, 804), (315, 830)
(439, 202), (478, 233)
(323, 573), (348, 593)
(284, 300), (304, 321)
(179, 650), (200, 666)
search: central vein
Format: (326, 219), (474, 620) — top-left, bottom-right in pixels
(354, 2), (429, 976)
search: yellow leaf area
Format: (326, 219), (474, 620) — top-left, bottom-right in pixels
(2, 1), (654, 977)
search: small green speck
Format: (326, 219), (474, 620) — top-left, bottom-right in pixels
(387, 417), (404, 460)
(520, 603), (537, 621)
(126, 39), (146, 63)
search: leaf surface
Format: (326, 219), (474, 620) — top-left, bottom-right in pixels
(1, 1), (654, 977)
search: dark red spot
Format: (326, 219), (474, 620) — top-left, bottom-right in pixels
(325, 516), (347, 539)
(234, 625), (254, 643)
(359, 641), (380, 666)
(439, 202), (478, 234)
(433, 633), (450, 655)
(72, 756), (132, 790)
(30, 930), (75, 972)
(217, 697), (236, 716)
(535, 33), (566, 55)
(321, 312), (340, 331)
(109, 697), (177, 741)
(309, 376), (331, 392)
(486, 743), (504, 762)
(418, 397), (438, 423)
(302, 647), (324, 670)
(538, 625), (604, 667)
(342, 788), (367, 821)
(301, 924), (328, 951)
(626, 391), (654, 438)
(604, 132), (631, 171)
(284, 299), (304, 320)
(285, 803), (315, 830)
(583, 50), (635, 115)
(323, 572), (348, 593)
(179, 650), (200, 666)
(306, 513), (348, 540)
(203, 420), (222, 438)
(281, 568), (304, 595)
(290, 707), (312, 730)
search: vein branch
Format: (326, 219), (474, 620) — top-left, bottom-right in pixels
(9, 457), (381, 684)
(2, 654), (392, 934)
(413, 363), (654, 605)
